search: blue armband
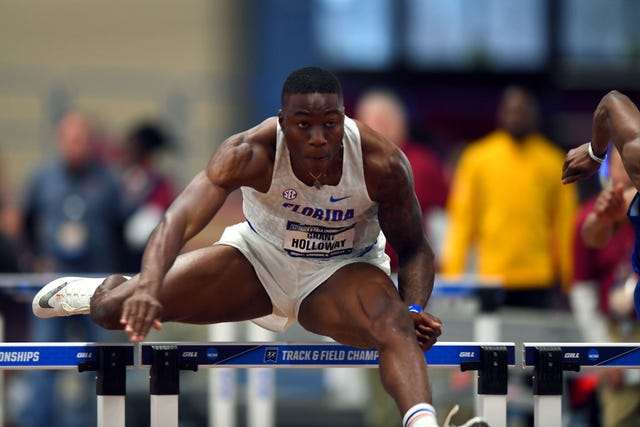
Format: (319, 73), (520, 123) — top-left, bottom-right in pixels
(408, 304), (423, 313)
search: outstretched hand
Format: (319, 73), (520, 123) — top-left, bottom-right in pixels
(562, 142), (602, 184)
(594, 183), (627, 224)
(411, 310), (442, 351)
(120, 291), (164, 342)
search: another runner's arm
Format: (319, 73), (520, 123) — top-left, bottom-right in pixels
(593, 92), (640, 190)
(137, 119), (276, 297)
(592, 91), (640, 156)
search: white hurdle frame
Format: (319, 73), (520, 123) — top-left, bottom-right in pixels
(523, 342), (640, 427)
(0, 342), (134, 427)
(140, 341), (516, 427)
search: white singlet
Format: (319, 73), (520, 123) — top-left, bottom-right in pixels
(215, 116), (391, 331)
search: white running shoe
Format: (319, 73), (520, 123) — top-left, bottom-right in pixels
(442, 405), (490, 427)
(32, 277), (104, 318)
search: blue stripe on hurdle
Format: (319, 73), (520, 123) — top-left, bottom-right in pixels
(523, 343), (640, 368)
(0, 343), (135, 369)
(140, 342), (516, 368)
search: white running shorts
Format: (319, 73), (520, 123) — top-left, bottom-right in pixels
(214, 221), (391, 332)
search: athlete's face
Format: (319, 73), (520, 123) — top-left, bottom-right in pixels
(278, 92), (345, 175)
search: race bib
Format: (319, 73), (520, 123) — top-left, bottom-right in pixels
(283, 221), (355, 258)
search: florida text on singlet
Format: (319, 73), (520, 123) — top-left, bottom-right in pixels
(241, 117), (381, 259)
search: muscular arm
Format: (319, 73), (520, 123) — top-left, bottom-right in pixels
(593, 91), (640, 155)
(137, 119), (275, 296)
(564, 91), (640, 186)
(136, 170), (230, 296)
(122, 119), (276, 340)
(360, 126), (435, 307)
(592, 91), (640, 190)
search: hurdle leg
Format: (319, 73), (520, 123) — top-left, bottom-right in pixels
(149, 346), (180, 427)
(247, 323), (276, 427)
(477, 395), (507, 427)
(531, 347), (579, 427)
(98, 396), (126, 427)
(79, 346), (127, 427)
(150, 394), (179, 427)
(461, 346), (508, 427)
(533, 395), (561, 427)
(473, 287), (503, 417)
(208, 323), (238, 427)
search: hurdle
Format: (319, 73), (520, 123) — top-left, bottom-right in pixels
(523, 342), (640, 427)
(207, 274), (505, 427)
(0, 273), (116, 424)
(0, 342), (134, 427)
(140, 341), (516, 427)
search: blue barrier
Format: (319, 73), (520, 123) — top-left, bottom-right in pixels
(0, 343), (134, 427)
(139, 341), (516, 368)
(0, 342), (134, 369)
(140, 341), (515, 427)
(523, 342), (640, 427)
(524, 342), (640, 368)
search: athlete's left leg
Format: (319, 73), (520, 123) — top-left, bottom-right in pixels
(86, 245), (273, 329)
(297, 262), (434, 424)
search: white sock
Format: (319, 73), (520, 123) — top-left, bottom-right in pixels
(403, 403), (438, 427)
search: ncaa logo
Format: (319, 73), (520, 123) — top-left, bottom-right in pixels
(206, 347), (219, 361)
(282, 189), (297, 200)
(588, 349), (599, 361)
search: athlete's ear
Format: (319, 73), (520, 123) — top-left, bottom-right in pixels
(278, 109), (284, 127)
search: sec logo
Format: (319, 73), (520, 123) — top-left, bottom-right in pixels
(282, 189), (297, 200)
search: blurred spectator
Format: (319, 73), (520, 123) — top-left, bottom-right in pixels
(354, 88), (450, 269)
(0, 151), (21, 272)
(354, 89), (450, 427)
(119, 120), (177, 272)
(18, 111), (126, 427)
(441, 85), (578, 427)
(0, 154), (26, 342)
(0, 195), (19, 273)
(569, 147), (640, 427)
(441, 85), (578, 308)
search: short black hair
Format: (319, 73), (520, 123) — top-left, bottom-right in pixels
(281, 66), (343, 106)
(127, 121), (171, 155)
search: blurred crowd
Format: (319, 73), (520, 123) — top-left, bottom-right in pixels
(0, 110), (178, 427)
(1, 82), (639, 427)
(352, 85), (640, 427)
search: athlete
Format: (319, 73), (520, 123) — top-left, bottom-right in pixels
(33, 67), (487, 427)
(563, 90), (640, 320)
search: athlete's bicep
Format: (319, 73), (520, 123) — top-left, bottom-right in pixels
(163, 135), (256, 242)
(599, 92), (640, 147)
(208, 122), (275, 191)
(375, 154), (427, 258)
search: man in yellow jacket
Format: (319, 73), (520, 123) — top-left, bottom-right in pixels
(442, 86), (578, 307)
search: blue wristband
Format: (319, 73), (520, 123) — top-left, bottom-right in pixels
(408, 304), (423, 313)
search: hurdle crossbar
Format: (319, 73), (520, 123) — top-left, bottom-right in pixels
(0, 343), (134, 427)
(523, 342), (640, 427)
(0, 342), (134, 369)
(140, 341), (515, 427)
(140, 341), (515, 368)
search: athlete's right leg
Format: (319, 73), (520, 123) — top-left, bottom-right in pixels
(54, 245), (272, 330)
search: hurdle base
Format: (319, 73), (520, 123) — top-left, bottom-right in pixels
(476, 395), (506, 427)
(151, 394), (179, 427)
(97, 395), (125, 427)
(533, 395), (561, 427)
